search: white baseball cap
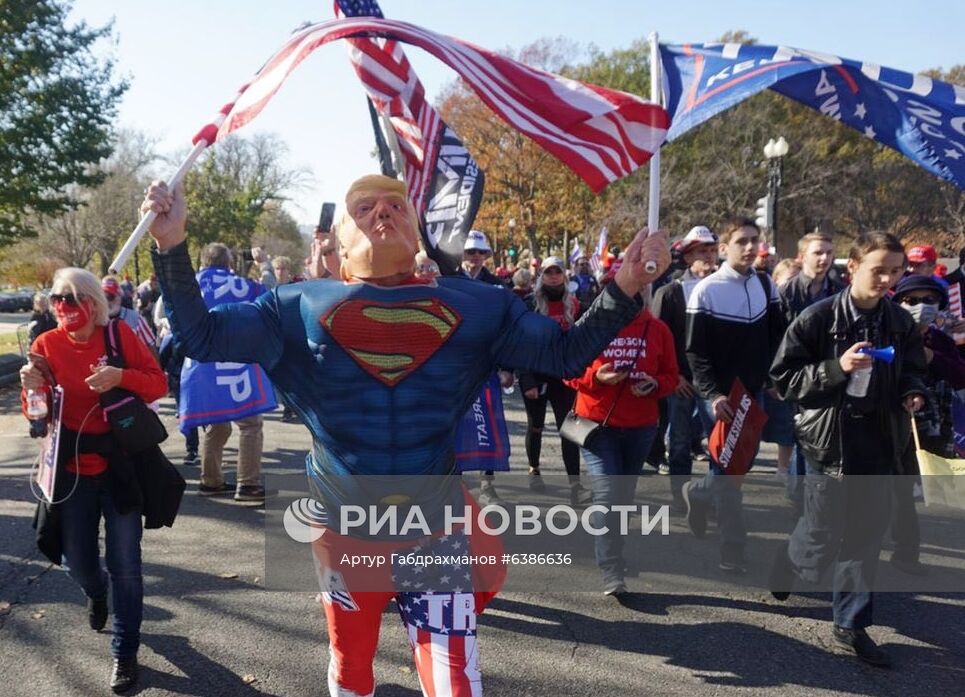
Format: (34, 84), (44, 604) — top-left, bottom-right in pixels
(464, 230), (492, 253)
(680, 225), (718, 253)
(540, 256), (565, 271)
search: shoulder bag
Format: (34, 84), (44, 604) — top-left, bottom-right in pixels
(99, 320), (168, 453)
(559, 320), (651, 447)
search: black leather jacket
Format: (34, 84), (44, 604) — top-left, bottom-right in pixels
(769, 292), (927, 472)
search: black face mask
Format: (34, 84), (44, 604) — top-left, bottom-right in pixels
(543, 284), (565, 301)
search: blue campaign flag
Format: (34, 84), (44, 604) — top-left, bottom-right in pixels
(177, 267), (277, 432)
(660, 43), (965, 188)
(454, 374), (511, 472)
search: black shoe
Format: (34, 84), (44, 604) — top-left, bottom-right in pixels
(569, 483), (592, 506)
(832, 626), (892, 668)
(183, 450), (198, 467)
(234, 485), (266, 502)
(281, 410), (299, 423)
(87, 597), (108, 631)
(681, 481), (707, 539)
(693, 445), (710, 462)
(528, 472), (546, 492)
(890, 555), (929, 576)
(110, 656), (138, 693)
(768, 541), (795, 601)
(198, 482), (233, 497)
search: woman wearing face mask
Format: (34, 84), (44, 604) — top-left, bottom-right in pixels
(19, 268), (167, 693)
(890, 274), (965, 576)
(517, 257), (592, 504)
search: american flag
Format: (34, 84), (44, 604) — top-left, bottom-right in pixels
(392, 529), (482, 696)
(568, 239), (583, 265)
(397, 591), (481, 697)
(334, 0), (484, 275)
(194, 17), (669, 193)
(392, 529), (475, 595)
(590, 226), (609, 274)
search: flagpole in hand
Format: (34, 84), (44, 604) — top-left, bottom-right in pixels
(645, 31), (662, 275)
(108, 140), (208, 274)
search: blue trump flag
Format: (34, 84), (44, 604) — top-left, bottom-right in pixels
(660, 43), (965, 188)
(454, 374), (511, 472)
(178, 267), (277, 433)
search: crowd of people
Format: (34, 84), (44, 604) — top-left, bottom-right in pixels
(19, 172), (964, 692)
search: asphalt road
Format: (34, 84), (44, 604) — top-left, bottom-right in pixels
(0, 311), (30, 336)
(0, 386), (962, 697)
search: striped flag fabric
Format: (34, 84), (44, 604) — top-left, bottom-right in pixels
(590, 226), (609, 274)
(334, 0), (485, 276)
(193, 17), (669, 193)
(568, 239), (583, 265)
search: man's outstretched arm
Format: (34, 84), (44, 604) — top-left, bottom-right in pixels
(143, 181), (284, 369)
(493, 228), (670, 377)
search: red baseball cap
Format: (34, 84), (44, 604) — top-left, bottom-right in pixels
(101, 278), (120, 295)
(907, 244), (937, 264)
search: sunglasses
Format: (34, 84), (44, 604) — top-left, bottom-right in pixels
(49, 293), (84, 306)
(899, 296), (939, 306)
(465, 249), (488, 256)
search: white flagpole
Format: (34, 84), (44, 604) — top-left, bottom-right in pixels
(108, 140), (208, 274)
(647, 31), (662, 234)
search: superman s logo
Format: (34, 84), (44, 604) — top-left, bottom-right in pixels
(320, 298), (462, 386)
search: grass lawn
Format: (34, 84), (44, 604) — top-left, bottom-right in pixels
(0, 333), (24, 357)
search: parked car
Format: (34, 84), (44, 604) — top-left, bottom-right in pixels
(14, 288), (34, 312)
(0, 292), (18, 312)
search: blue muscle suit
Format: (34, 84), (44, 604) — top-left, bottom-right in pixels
(153, 242), (640, 492)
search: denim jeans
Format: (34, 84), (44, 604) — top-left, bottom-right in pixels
(582, 425), (658, 580)
(59, 474), (143, 658)
(787, 458), (891, 630)
(686, 398), (759, 563)
(666, 394), (709, 496)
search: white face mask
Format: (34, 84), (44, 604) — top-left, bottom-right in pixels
(905, 302), (939, 326)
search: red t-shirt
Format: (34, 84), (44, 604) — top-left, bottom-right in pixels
(544, 296), (580, 332)
(23, 323), (168, 475)
(565, 310), (678, 428)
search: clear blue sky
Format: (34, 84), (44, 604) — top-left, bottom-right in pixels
(70, 0), (965, 226)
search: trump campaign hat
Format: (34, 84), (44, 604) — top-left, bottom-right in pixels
(540, 256), (565, 271)
(680, 226), (718, 254)
(907, 244), (938, 264)
(101, 277), (121, 297)
(464, 230), (492, 253)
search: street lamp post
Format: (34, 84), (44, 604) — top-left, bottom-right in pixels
(507, 218), (517, 267)
(762, 136), (789, 255)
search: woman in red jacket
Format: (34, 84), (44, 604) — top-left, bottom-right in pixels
(566, 304), (678, 595)
(20, 268), (167, 693)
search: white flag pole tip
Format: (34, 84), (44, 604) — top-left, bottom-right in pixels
(108, 139), (209, 274)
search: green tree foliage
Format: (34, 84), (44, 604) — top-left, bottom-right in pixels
(183, 133), (309, 254)
(0, 0), (127, 243)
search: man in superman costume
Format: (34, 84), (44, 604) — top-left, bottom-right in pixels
(143, 175), (668, 697)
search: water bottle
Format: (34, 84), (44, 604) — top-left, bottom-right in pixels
(27, 389), (48, 439)
(846, 366), (872, 398)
